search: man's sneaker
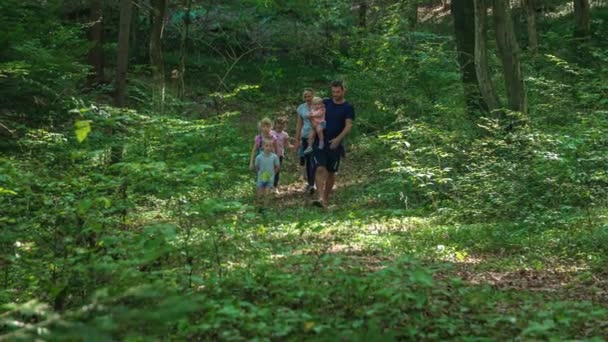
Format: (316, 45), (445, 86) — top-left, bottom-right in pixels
(312, 200), (326, 209)
(303, 146), (313, 155)
(304, 184), (315, 195)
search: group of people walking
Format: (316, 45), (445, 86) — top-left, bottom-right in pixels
(249, 80), (355, 211)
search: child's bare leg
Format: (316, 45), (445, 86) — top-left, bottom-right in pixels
(316, 125), (325, 149)
(261, 188), (270, 208)
(304, 129), (316, 154)
(256, 187), (264, 206)
(307, 129), (316, 147)
(257, 187), (269, 212)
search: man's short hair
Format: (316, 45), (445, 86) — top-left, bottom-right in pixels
(330, 80), (344, 89)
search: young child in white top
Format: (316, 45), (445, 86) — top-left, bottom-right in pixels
(303, 97), (326, 154)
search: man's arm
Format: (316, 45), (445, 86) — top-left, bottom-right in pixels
(329, 118), (353, 149)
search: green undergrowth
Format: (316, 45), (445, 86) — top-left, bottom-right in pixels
(3, 100), (608, 339)
(3, 1), (608, 339)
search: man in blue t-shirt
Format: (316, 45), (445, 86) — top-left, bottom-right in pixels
(312, 80), (355, 208)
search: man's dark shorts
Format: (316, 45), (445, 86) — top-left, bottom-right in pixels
(313, 145), (343, 173)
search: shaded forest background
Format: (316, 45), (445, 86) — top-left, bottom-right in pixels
(1, 0), (608, 340)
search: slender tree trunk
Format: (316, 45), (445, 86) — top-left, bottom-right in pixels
(115, 0), (132, 108)
(574, 0), (591, 39)
(474, 0), (500, 112)
(453, 0), (488, 113)
(150, 0), (167, 113)
(524, 0), (539, 51)
(493, 0), (527, 116)
(87, 0), (104, 85)
(111, 0), (134, 229)
(178, 0), (192, 99)
(113, 0), (132, 165)
(130, 2), (138, 63)
(358, 1), (367, 29)
(408, 2), (418, 30)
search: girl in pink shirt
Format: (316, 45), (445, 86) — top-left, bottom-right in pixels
(303, 97), (326, 154)
(271, 116), (294, 190)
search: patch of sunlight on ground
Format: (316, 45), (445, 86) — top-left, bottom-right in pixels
(364, 216), (431, 234)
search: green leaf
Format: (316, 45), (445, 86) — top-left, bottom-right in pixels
(409, 268), (433, 286)
(522, 319), (556, 336)
(75, 120), (92, 143)
(0, 187), (17, 196)
(455, 251), (467, 262)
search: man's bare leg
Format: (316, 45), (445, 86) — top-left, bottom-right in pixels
(315, 166), (327, 206)
(323, 172), (335, 204)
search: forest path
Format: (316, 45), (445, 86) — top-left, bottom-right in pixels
(231, 111), (608, 306)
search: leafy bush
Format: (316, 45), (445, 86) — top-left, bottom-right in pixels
(0, 0), (88, 128)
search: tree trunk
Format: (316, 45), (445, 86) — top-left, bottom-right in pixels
(130, 2), (139, 63)
(493, 0), (527, 116)
(178, 0), (193, 99)
(113, 0), (132, 165)
(474, 0), (500, 112)
(574, 0), (591, 39)
(358, 1), (367, 29)
(453, 0), (488, 113)
(408, 2), (418, 30)
(87, 0), (104, 85)
(150, 0), (167, 113)
(115, 0), (132, 108)
(524, 0), (539, 51)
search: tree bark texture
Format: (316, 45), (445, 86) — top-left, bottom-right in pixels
(87, 0), (104, 85)
(474, 0), (500, 112)
(150, 0), (167, 113)
(178, 0), (192, 98)
(524, 0), (539, 51)
(113, 0), (133, 165)
(408, 2), (418, 30)
(115, 0), (132, 108)
(574, 0), (591, 39)
(493, 0), (527, 115)
(358, 1), (367, 29)
(452, 0), (488, 113)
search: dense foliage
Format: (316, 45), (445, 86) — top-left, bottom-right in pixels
(1, 0), (607, 340)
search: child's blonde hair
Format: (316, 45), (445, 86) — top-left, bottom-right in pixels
(312, 97), (324, 105)
(275, 116), (288, 126)
(258, 117), (273, 128)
